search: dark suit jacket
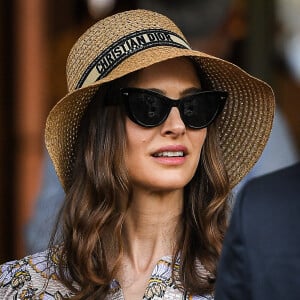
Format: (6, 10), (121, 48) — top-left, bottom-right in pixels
(215, 162), (300, 300)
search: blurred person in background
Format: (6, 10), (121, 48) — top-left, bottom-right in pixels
(274, 0), (300, 151)
(215, 162), (300, 300)
(25, 0), (299, 255)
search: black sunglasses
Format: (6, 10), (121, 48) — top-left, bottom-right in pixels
(120, 87), (228, 129)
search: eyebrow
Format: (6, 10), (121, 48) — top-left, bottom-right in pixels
(148, 87), (202, 98)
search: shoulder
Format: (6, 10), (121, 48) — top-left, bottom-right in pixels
(239, 162), (300, 206)
(233, 162), (300, 240)
(247, 162), (299, 189)
(0, 248), (74, 299)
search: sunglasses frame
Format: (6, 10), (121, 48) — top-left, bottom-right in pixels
(120, 87), (228, 129)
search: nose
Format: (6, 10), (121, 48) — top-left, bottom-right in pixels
(160, 107), (186, 137)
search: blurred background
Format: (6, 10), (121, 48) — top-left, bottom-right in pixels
(0, 0), (299, 263)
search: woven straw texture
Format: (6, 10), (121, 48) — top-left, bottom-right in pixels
(45, 9), (275, 190)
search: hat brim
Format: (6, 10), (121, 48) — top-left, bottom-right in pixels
(45, 47), (274, 190)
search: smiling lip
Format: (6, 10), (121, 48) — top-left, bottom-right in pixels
(152, 145), (188, 165)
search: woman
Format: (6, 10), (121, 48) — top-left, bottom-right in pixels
(0, 9), (274, 299)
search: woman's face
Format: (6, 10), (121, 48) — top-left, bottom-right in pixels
(125, 57), (207, 192)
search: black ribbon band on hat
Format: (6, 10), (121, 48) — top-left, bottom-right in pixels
(76, 29), (191, 89)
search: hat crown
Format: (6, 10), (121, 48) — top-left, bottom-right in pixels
(66, 9), (187, 92)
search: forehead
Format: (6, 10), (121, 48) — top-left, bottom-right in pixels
(130, 57), (201, 88)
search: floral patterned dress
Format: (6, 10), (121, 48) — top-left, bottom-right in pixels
(0, 249), (214, 299)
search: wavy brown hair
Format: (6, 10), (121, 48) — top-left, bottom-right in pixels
(49, 64), (231, 299)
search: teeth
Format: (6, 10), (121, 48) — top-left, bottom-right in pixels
(154, 151), (184, 157)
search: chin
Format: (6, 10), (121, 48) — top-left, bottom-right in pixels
(152, 179), (190, 191)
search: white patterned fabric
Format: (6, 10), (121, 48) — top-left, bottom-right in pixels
(0, 249), (214, 299)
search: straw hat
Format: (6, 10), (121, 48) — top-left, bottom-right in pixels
(45, 9), (275, 190)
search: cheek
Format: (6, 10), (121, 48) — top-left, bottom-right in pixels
(124, 118), (155, 166)
(125, 119), (148, 151)
(189, 129), (207, 177)
(192, 128), (207, 153)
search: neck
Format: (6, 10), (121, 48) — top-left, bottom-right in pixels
(122, 188), (183, 272)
